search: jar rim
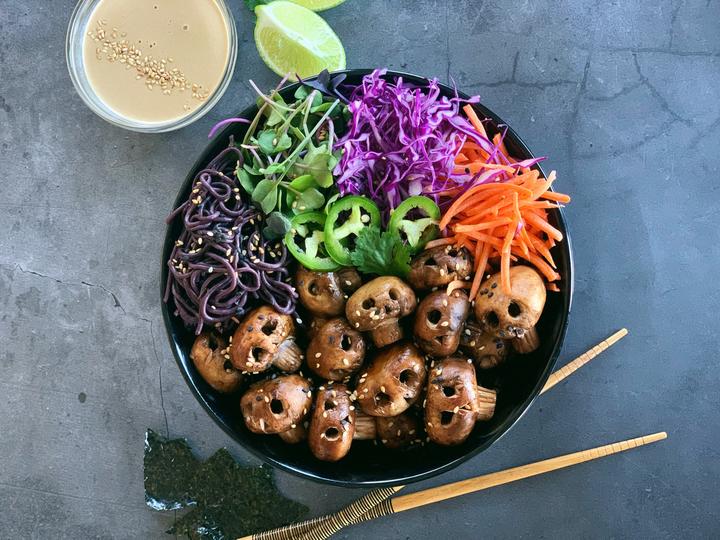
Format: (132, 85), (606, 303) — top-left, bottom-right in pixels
(65, 0), (238, 133)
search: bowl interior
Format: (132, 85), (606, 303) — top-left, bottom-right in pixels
(161, 69), (573, 487)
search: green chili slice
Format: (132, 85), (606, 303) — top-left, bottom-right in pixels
(388, 196), (441, 253)
(324, 196), (381, 266)
(284, 212), (340, 271)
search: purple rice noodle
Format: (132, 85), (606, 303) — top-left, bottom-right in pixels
(164, 142), (297, 335)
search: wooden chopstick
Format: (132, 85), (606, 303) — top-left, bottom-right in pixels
(239, 328), (630, 540)
(389, 431), (666, 514)
(540, 328), (628, 394)
(251, 431), (667, 540)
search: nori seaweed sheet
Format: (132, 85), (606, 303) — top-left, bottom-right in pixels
(144, 429), (309, 539)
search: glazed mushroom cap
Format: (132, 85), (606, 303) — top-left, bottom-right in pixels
(414, 290), (470, 357)
(474, 266), (547, 339)
(408, 245), (473, 290)
(376, 413), (420, 449)
(190, 332), (242, 393)
(240, 374), (312, 434)
(425, 357), (496, 445)
(230, 306), (300, 373)
(307, 316), (330, 340)
(345, 277), (417, 348)
(307, 318), (366, 381)
(308, 384), (356, 462)
(460, 319), (511, 370)
(296, 266), (362, 318)
(356, 342), (427, 417)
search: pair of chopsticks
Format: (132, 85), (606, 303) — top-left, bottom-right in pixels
(241, 328), (665, 540)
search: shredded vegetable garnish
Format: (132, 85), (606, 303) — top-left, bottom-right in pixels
(333, 69), (478, 220)
(440, 105), (571, 299)
(440, 169), (569, 299)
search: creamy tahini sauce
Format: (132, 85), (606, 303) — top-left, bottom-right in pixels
(83, 0), (230, 124)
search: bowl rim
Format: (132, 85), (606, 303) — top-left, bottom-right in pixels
(160, 68), (574, 487)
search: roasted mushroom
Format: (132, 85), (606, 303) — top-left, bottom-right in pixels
(190, 332), (243, 393)
(307, 318), (366, 381)
(356, 342), (426, 417)
(230, 306), (302, 373)
(277, 423), (307, 444)
(513, 326), (540, 354)
(460, 319), (511, 369)
(414, 290), (470, 356)
(353, 410), (420, 449)
(240, 374), (312, 434)
(308, 384), (356, 461)
(296, 266), (362, 318)
(307, 316), (330, 340)
(345, 276), (417, 348)
(376, 413), (421, 449)
(408, 245), (473, 290)
(425, 357), (496, 445)
(473, 266), (546, 340)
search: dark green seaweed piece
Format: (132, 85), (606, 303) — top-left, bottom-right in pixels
(144, 430), (309, 539)
(144, 429), (200, 511)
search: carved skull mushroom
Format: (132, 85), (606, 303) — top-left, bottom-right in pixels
(473, 266), (546, 353)
(307, 316), (330, 340)
(414, 290), (470, 356)
(356, 342), (427, 417)
(307, 384), (356, 462)
(230, 306), (302, 374)
(460, 319), (511, 370)
(425, 357), (496, 446)
(345, 277), (417, 348)
(296, 266), (362, 318)
(240, 374), (312, 435)
(408, 245), (473, 290)
(306, 318), (366, 381)
(190, 332), (242, 393)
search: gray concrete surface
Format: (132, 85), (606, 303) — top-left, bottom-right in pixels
(1, 0), (719, 538)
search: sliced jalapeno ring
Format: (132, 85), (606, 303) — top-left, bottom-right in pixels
(284, 212), (340, 271)
(388, 196), (441, 253)
(324, 196), (381, 266)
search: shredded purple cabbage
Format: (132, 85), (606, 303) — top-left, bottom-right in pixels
(164, 142), (297, 335)
(334, 69), (546, 218)
(333, 69), (478, 218)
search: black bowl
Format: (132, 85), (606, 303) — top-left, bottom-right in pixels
(161, 69), (573, 487)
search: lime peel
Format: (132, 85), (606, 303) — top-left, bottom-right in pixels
(254, 1), (346, 79)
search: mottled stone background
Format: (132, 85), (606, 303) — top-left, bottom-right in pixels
(1, 0), (718, 538)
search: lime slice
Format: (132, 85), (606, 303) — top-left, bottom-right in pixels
(288, 0), (346, 11)
(254, 1), (346, 79)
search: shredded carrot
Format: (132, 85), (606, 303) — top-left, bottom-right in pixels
(524, 212), (564, 242)
(468, 235), (491, 299)
(454, 218), (512, 232)
(437, 111), (570, 298)
(540, 191), (571, 204)
(492, 133), (511, 158)
(463, 105), (489, 140)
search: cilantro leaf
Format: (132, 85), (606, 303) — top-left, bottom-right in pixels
(350, 228), (412, 278)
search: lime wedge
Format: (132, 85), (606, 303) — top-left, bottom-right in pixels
(254, 1), (346, 79)
(289, 0), (346, 11)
